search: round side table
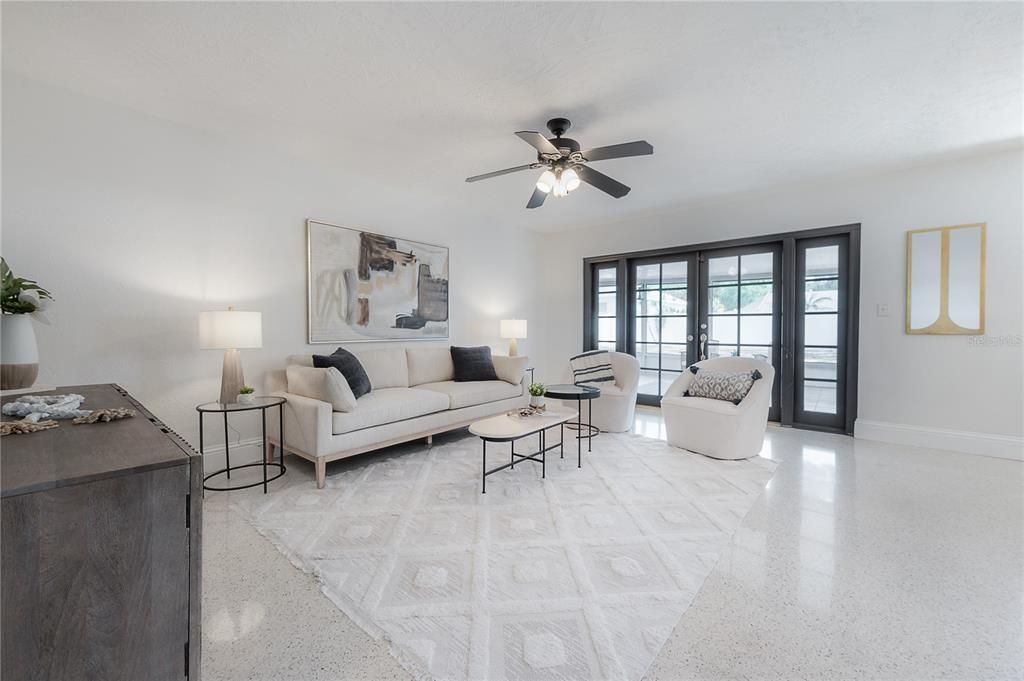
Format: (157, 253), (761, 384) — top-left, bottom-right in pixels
(197, 396), (286, 493)
(543, 384), (601, 467)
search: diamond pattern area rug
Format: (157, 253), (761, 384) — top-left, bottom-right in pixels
(233, 431), (776, 681)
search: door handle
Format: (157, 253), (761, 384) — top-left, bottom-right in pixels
(699, 333), (707, 361)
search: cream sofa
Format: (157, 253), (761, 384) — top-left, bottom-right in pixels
(661, 356), (774, 460)
(265, 347), (528, 487)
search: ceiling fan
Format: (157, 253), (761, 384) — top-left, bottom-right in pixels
(465, 117), (653, 209)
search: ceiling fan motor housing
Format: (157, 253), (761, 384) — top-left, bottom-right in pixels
(546, 117), (572, 137)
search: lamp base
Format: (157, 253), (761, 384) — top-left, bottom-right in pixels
(508, 338), (519, 357)
(220, 348), (244, 405)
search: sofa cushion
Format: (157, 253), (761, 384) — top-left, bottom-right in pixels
(417, 380), (522, 409)
(407, 346), (455, 386)
(350, 348), (409, 389)
(313, 348), (372, 399)
(331, 387), (449, 435)
(451, 346), (499, 382)
(662, 395), (739, 415)
(492, 355), (528, 386)
(286, 365), (357, 412)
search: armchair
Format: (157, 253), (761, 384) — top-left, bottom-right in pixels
(563, 351), (641, 432)
(661, 356), (774, 460)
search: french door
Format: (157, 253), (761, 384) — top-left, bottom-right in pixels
(584, 224), (859, 434)
(697, 245), (783, 421)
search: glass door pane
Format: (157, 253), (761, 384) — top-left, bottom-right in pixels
(795, 238), (847, 428)
(699, 246), (782, 421)
(595, 264), (619, 351)
(631, 255), (696, 404)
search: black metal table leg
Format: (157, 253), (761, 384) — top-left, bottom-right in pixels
(261, 408), (268, 493)
(279, 404), (285, 470)
(577, 398), (583, 468)
(541, 429), (546, 478)
(482, 440), (487, 494)
(223, 412), (231, 479)
(560, 422), (565, 459)
(199, 412), (204, 458)
(588, 398), (593, 453)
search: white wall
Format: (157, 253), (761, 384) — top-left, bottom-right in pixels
(1, 75), (538, 458)
(534, 147), (1024, 457)
(4, 74), (1021, 462)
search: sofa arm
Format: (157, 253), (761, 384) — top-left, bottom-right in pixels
(268, 391), (333, 458)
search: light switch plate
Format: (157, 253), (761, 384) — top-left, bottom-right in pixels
(876, 303), (890, 317)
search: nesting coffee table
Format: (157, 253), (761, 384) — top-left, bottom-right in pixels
(469, 410), (577, 493)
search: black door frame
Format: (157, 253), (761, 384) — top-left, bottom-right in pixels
(583, 223), (860, 435)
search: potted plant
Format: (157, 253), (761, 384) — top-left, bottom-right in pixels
(1, 258), (53, 390)
(528, 382), (546, 408)
(238, 385), (256, 405)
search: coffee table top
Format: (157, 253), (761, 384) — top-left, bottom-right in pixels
(469, 409), (578, 442)
(544, 384), (602, 400)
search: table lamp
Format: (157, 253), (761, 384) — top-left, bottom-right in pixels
(200, 307), (262, 405)
(500, 319), (527, 357)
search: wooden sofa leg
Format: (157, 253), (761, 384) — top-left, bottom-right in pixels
(426, 435), (433, 446)
(315, 458), (326, 489)
(266, 442), (277, 463)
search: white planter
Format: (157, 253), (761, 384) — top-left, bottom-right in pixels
(529, 395), (545, 408)
(1, 314), (39, 390)
(237, 393), (255, 405)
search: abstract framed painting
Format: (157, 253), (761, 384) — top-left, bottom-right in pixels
(307, 220), (450, 343)
(906, 222), (986, 335)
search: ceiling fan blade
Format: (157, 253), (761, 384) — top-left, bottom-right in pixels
(465, 164), (536, 183)
(526, 187), (548, 209)
(515, 131), (561, 157)
(576, 165), (631, 198)
(581, 141), (653, 162)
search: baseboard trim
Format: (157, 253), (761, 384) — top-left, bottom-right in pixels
(855, 419), (1023, 461)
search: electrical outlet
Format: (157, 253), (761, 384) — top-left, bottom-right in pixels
(876, 303), (890, 317)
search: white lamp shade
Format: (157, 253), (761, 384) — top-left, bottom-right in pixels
(500, 319), (527, 340)
(199, 310), (262, 349)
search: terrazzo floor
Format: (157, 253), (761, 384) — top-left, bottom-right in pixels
(202, 408), (1023, 680)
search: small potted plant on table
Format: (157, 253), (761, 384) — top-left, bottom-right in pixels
(528, 382), (546, 408)
(238, 385), (256, 405)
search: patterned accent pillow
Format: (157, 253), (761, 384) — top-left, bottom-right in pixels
(684, 366), (763, 405)
(570, 350), (615, 385)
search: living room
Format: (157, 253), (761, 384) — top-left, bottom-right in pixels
(1, 2), (1021, 681)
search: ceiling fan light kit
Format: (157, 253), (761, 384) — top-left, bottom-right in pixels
(466, 117), (653, 209)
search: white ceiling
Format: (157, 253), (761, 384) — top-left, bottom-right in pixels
(3, 2), (1022, 233)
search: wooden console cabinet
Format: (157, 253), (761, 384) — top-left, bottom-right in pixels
(1, 384), (202, 681)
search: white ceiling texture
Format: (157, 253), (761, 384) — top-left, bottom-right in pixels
(3, 2), (1021, 232)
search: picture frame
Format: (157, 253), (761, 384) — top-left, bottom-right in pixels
(906, 222), (986, 335)
(307, 220), (450, 343)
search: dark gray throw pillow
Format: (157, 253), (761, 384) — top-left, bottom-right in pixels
(312, 348), (372, 399)
(451, 346), (499, 382)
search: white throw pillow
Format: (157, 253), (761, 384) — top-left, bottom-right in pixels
(492, 355), (528, 386)
(286, 365), (357, 412)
